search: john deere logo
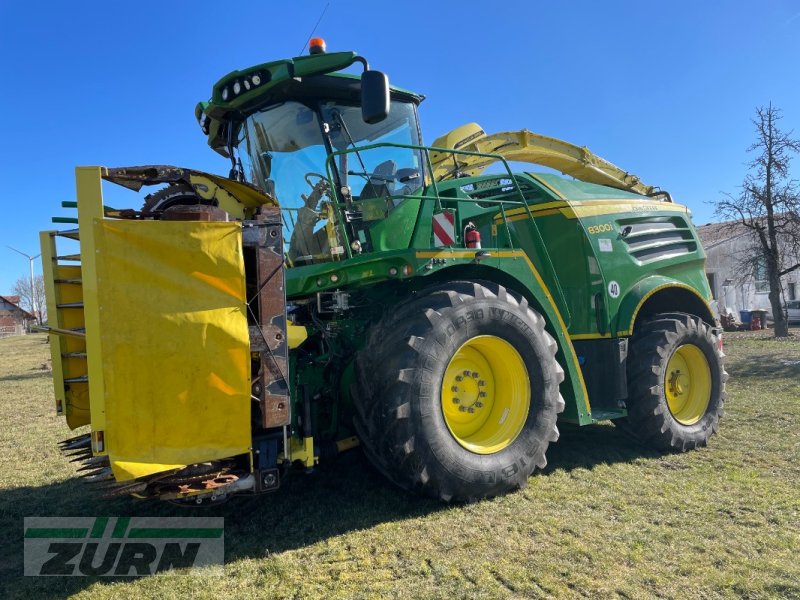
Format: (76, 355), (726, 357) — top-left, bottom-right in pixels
(24, 517), (224, 576)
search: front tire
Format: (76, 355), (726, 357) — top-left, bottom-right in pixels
(353, 282), (565, 502)
(622, 313), (726, 451)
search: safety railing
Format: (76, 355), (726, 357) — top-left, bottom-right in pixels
(312, 142), (552, 261)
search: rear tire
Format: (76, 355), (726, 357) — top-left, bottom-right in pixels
(621, 313), (726, 451)
(352, 281), (565, 502)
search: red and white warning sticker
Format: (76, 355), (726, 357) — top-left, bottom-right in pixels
(432, 210), (456, 247)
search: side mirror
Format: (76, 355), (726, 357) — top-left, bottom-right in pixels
(361, 70), (390, 124)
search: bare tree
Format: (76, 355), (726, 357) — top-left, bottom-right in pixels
(12, 274), (47, 325)
(716, 104), (800, 337)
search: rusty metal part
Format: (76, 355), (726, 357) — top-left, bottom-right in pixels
(102, 166), (277, 212)
(243, 207), (291, 429)
(162, 204), (230, 221)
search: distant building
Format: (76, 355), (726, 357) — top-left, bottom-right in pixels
(0, 295), (36, 337)
(698, 222), (799, 319)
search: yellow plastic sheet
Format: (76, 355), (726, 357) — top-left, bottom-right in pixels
(93, 220), (250, 481)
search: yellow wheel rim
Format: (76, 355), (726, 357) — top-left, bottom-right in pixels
(665, 344), (712, 425)
(441, 335), (530, 454)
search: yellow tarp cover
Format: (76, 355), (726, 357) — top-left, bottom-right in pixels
(94, 220), (250, 481)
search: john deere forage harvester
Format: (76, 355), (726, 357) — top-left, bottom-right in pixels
(41, 39), (726, 504)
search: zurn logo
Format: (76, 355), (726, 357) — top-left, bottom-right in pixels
(24, 517), (224, 576)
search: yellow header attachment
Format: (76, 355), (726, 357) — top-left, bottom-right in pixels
(41, 167), (252, 484)
(430, 123), (664, 199)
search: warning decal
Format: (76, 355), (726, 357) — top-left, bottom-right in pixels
(432, 210), (456, 247)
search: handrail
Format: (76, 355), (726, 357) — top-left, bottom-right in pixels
(317, 142), (571, 325)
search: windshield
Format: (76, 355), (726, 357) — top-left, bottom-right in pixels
(320, 100), (422, 200)
(238, 98), (422, 264)
(239, 100), (327, 213)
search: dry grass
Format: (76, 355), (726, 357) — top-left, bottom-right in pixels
(1, 331), (799, 599)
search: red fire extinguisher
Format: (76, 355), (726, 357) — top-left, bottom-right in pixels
(464, 222), (481, 249)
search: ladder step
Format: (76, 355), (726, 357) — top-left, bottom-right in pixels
(41, 326), (86, 339)
(57, 302), (85, 309)
(55, 254), (81, 261)
(53, 229), (80, 240)
(61, 352), (87, 359)
(54, 278), (82, 285)
(64, 375), (89, 384)
(52, 217), (79, 224)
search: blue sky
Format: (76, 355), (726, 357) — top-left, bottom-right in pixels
(1, 1), (799, 294)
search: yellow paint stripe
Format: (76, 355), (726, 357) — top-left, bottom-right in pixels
(569, 333), (612, 340)
(417, 250), (591, 413)
(496, 199), (689, 223)
(494, 201), (568, 221)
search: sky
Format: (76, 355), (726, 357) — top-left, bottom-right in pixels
(1, 0), (799, 294)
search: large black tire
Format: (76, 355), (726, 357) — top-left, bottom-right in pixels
(142, 183), (203, 213)
(352, 281), (565, 502)
(622, 312), (727, 451)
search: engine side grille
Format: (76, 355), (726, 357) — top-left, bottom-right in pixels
(618, 216), (697, 263)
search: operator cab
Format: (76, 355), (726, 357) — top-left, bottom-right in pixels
(235, 74), (425, 266)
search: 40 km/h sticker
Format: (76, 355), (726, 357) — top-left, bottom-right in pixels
(608, 281), (621, 298)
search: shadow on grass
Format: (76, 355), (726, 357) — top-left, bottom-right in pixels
(2, 423), (653, 597)
(0, 370), (52, 382)
(725, 353), (800, 380)
(545, 421), (660, 474)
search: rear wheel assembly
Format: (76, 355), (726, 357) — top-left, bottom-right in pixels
(353, 281), (565, 502)
(621, 312), (727, 451)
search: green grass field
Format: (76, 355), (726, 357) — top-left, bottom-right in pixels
(1, 331), (798, 599)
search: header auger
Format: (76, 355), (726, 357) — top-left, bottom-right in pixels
(40, 40), (726, 505)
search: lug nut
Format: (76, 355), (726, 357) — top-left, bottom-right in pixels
(463, 370), (471, 377)
(472, 372), (479, 378)
(479, 391), (487, 398)
(468, 407), (475, 413)
(455, 375), (463, 382)
(452, 397), (460, 404)
(451, 386), (459, 392)
(478, 380), (485, 387)
(459, 406), (467, 412)
(475, 401), (484, 408)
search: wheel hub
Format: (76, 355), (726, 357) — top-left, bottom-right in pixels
(668, 369), (690, 397)
(441, 335), (530, 454)
(451, 370), (487, 413)
(664, 344), (712, 426)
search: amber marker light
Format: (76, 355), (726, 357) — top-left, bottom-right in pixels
(309, 38), (327, 54)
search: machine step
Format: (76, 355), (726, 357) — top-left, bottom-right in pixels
(56, 302), (85, 309)
(53, 229), (80, 240)
(64, 375), (89, 384)
(54, 278), (82, 285)
(40, 326), (86, 339)
(61, 352), (87, 359)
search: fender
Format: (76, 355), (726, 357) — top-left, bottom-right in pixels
(102, 165), (278, 219)
(417, 254), (593, 426)
(615, 275), (714, 337)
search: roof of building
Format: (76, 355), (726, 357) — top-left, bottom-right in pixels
(0, 295), (35, 319)
(696, 221), (752, 248)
